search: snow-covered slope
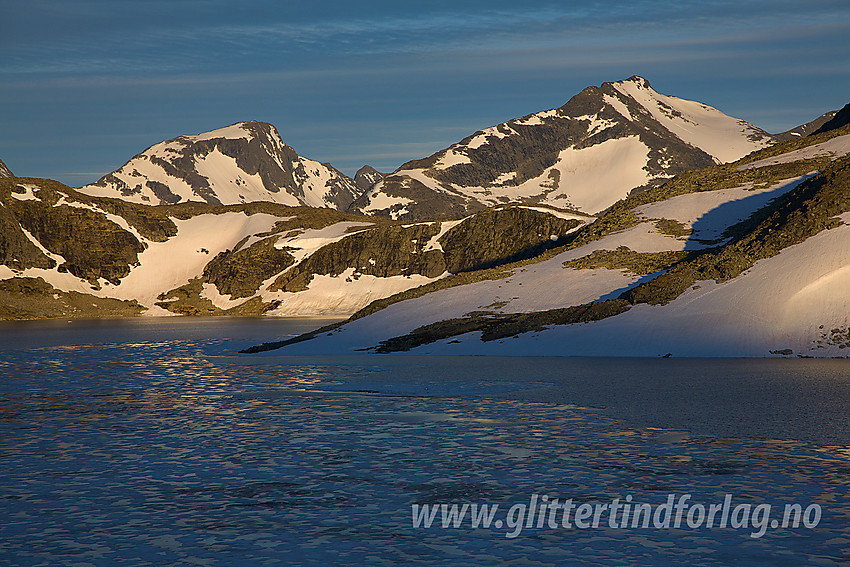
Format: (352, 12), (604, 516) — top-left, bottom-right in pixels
(78, 122), (363, 209)
(0, 178), (587, 319)
(250, 126), (850, 357)
(609, 78), (768, 163)
(350, 76), (775, 221)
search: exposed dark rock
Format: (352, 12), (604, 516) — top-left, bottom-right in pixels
(0, 157), (13, 178)
(203, 237), (296, 299)
(653, 218), (692, 239)
(439, 207), (581, 273)
(146, 180), (182, 204)
(155, 278), (279, 316)
(770, 349), (794, 356)
(562, 248), (691, 276)
(1, 180), (145, 284)
(373, 299), (633, 352)
(155, 278), (219, 315)
(0, 277), (143, 319)
(354, 165), (385, 192)
(267, 206), (578, 297)
(270, 223), (446, 292)
(348, 174), (479, 222)
(811, 103), (850, 136)
(773, 109), (840, 142)
(0, 199), (56, 270)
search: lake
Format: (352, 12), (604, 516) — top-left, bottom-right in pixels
(1, 318), (848, 566)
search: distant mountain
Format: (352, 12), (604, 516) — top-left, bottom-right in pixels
(812, 103), (850, 136)
(350, 76), (776, 221)
(773, 109), (839, 142)
(78, 121), (363, 209)
(353, 166), (385, 192)
(0, 176), (586, 319)
(0, 158), (13, 178)
(247, 120), (850, 357)
(5, 79), (849, 348)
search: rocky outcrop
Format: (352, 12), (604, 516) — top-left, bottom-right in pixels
(203, 237), (296, 299)
(0, 200), (57, 271)
(0, 157), (13, 178)
(439, 207), (581, 273)
(154, 278), (277, 316)
(2, 179), (146, 285)
(270, 223), (446, 292)
(812, 103), (850, 136)
(774, 109), (840, 142)
(0, 277), (143, 320)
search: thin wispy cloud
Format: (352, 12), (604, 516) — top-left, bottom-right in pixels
(4, 0), (848, 77)
(1, 0), (848, 183)
(4, 16), (846, 91)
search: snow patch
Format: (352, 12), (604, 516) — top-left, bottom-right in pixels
(191, 123), (252, 141)
(514, 206), (592, 222)
(603, 94), (633, 121)
(194, 149), (299, 206)
(200, 282), (245, 310)
(423, 219), (464, 252)
(738, 134), (850, 170)
(433, 149), (472, 169)
(397, 136), (650, 214)
(542, 135), (650, 213)
(275, 222), (375, 266)
(260, 268), (443, 317)
(362, 185), (415, 218)
(493, 171), (517, 184)
(9, 184), (41, 201)
(99, 212), (280, 307)
(613, 79), (771, 163)
(295, 156), (344, 208)
(514, 109), (559, 126)
(464, 123), (514, 150)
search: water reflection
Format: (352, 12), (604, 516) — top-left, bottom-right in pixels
(0, 323), (848, 566)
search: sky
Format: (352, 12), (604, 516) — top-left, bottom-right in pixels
(1, 0), (849, 186)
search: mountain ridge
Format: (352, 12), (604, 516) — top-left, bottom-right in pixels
(3, 77), (848, 355)
(78, 121), (365, 210)
(243, 121), (850, 357)
(349, 76), (777, 221)
(0, 176), (588, 319)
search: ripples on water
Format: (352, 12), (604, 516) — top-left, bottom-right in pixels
(0, 319), (849, 566)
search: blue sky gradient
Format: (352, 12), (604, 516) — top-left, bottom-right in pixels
(2, 0), (849, 185)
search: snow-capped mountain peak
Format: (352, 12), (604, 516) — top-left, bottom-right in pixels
(609, 76), (772, 163)
(351, 76), (776, 221)
(353, 165), (385, 192)
(79, 121), (363, 209)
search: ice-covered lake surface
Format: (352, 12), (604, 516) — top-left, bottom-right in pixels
(1, 318), (849, 566)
